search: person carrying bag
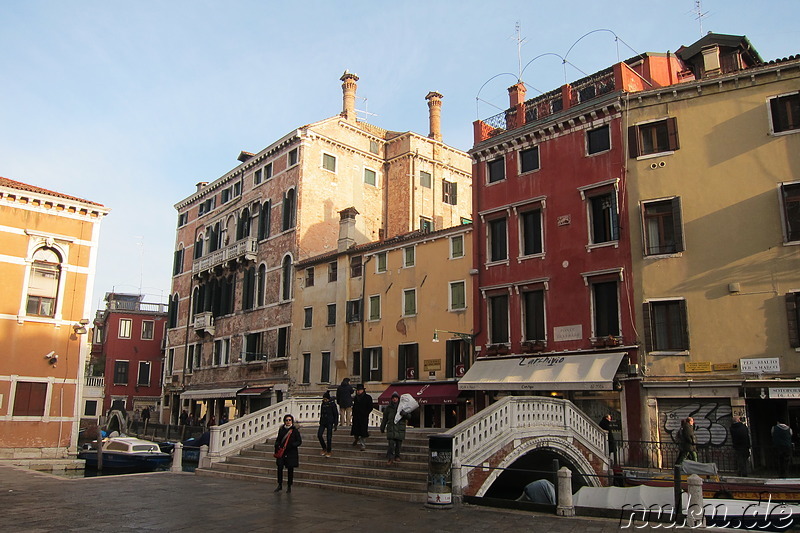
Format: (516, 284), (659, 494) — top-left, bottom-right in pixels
(274, 414), (302, 493)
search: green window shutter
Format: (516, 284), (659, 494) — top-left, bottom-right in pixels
(671, 197), (684, 252)
(628, 125), (640, 158)
(666, 117), (680, 151)
(787, 294), (800, 348)
(678, 299), (690, 350)
(642, 302), (653, 352)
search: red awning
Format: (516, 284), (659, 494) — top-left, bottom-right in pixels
(377, 382), (461, 405)
(238, 387), (271, 396)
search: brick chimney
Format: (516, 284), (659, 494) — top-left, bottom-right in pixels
(340, 70), (360, 123)
(426, 91), (443, 141)
(338, 207), (360, 252)
(508, 82), (527, 107)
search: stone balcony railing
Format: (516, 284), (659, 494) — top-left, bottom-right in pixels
(85, 375), (105, 388)
(192, 236), (258, 275)
(193, 311), (215, 335)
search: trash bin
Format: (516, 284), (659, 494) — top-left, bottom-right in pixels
(427, 434), (453, 508)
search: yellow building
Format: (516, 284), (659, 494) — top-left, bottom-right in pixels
(0, 177), (109, 459)
(625, 35), (800, 462)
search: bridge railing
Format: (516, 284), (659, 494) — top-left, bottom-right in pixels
(204, 398), (383, 466)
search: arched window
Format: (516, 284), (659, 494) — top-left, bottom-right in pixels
(168, 293), (179, 328)
(258, 200), (271, 240)
(237, 208), (251, 240)
(26, 247), (62, 317)
(242, 266), (256, 310)
(257, 264), (266, 306)
(281, 255), (293, 301)
(282, 189), (296, 231)
(194, 234), (204, 259)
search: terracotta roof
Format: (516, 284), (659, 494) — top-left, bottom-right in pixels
(0, 176), (104, 207)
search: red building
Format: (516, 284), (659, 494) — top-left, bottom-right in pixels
(462, 54), (685, 441)
(92, 293), (167, 417)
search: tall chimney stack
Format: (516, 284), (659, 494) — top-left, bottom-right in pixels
(340, 70), (359, 123)
(338, 207), (360, 252)
(508, 82), (527, 107)
(426, 91), (443, 142)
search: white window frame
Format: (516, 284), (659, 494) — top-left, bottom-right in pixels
(119, 318), (132, 339)
(403, 246), (416, 268)
(322, 152), (337, 173)
(141, 320), (155, 340)
(450, 234), (464, 259)
(402, 288), (417, 317)
(137, 361), (152, 387)
(585, 123), (611, 156)
(767, 91), (800, 136)
(518, 145), (540, 175)
(364, 167), (378, 187)
(449, 280), (467, 311)
(368, 294), (381, 321)
(375, 252), (387, 273)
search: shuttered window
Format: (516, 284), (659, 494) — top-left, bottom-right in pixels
(643, 300), (689, 352)
(643, 198), (684, 255)
(628, 118), (679, 157)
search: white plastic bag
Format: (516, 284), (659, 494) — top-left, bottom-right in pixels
(395, 393), (419, 423)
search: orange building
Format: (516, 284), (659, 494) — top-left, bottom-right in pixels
(0, 177), (109, 459)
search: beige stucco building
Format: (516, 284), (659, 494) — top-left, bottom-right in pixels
(165, 73), (471, 424)
(625, 35), (800, 464)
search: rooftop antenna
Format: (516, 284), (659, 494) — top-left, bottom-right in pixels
(693, 0), (709, 36)
(355, 95), (378, 122)
(511, 21), (527, 81)
(134, 235), (144, 295)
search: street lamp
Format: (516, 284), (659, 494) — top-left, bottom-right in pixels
(432, 329), (476, 378)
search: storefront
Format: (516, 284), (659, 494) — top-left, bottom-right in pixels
(377, 382), (464, 428)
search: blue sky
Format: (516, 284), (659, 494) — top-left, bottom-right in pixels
(0, 1), (797, 311)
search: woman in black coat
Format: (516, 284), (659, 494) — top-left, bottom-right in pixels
(274, 414), (302, 492)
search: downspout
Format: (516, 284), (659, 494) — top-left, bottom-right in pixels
(411, 149), (418, 231)
(360, 255), (373, 380)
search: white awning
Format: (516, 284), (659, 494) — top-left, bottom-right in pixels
(458, 352), (626, 391)
(181, 387), (241, 400)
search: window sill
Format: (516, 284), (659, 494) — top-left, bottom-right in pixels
(484, 259), (510, 268)
(517, 253), (545, 262)
(519, 168), (541, 176)
(449, 307), (467, 313)
(770, 129), (800, 137)
(586, 241), (619, 251)
(449, 255), (465, 260)
(644, 251), (683, 259)
(636, 150), (675, 161)
(649, 350), (689, 356)
(783, 240), (800, 247)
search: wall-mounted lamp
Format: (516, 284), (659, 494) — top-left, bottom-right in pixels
(73, 323), (88, 335)
(44, 351), (59, 366)
(432, 329), (475, 344)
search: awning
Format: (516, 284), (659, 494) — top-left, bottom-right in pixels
(378, 382), (461, 405)
(458, 352), (626, 391)
(238, 387), (272, 396)
(181, 387), (242, 400)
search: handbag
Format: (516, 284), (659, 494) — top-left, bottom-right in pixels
(273, 429), (293, 458)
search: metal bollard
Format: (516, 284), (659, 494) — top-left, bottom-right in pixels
(171, 442), (183, 472)
(556, 467), (575, 517)
(686, 474), (705, 528)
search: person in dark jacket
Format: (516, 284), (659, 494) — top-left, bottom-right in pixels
(675, 416), (697, 465)
(599, 413), (617, 464)
(772, 419), (793, 478)
(730, 416), (751, 477)
(274, 414), (301, 493)
(336, 378), (354, 427)
(380, 392), (410, 466)
(351, 383), (373, 451)
(317, 391), (339, 457)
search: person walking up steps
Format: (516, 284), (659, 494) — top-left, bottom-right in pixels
(336, 378), (354, 427)
(317, 391), (338, 457)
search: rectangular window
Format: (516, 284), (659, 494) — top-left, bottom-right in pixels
(769, 92), (800, 134)
(446, 339), (469, 379)
(488, 294), (509, 344)
(376, 252), (387, 273)
(488, 218), (508, 262)
(403, 246), (415, 267)
(328, 261), (338, 282)
(119, 319), (132, 339)
(304, 307), (313, 328)
(362, 347), (383, 382)
(173, 248), (184, 276)
(276, 326), (289, 358)
(213, 338), (229, 366)
(114, 361), (129, 385)
(643, 198), (684, 254)
(26, 257), (58, 317)
(522, 290), (545, 341)
(221, 187), (231, 204)
(588, 191), (619, 244)
(327, 303), (337, 326)
(141, 320), (155, 340)
(420, 170), (432, 188)
(177, 212), (188, 227)
(84, 399), (98, 417)
(786, 293), (800, 348)
(322, 153), (337, 172)
(12, 381), (47, 417)
(587, 124), (611, 155)
(254, 168), (263, 185)
(137, 361), (151, 386)
(520, 146), (540, 173)
(305, 267), (315, 287)
(233, 181), (242, 197)
(419, 217), (433, 232)
(628, 118), (679, 157)
(167, 348), (174, 373)
(364, 168), (377, 186)
(350, 256), (363, 277)
(487, 157), (505, 183)
(644, 299), (688, 352)
(369, 140), (379, 154)
(265, 162), (273, 180)
(352, 351), (361, 376)
(302, 353), (311, 384)
(520, 209), (543, 256)
(347, 299), (362, 322)
(403, 289), (417, 316)
(451, 235), (464, 258)
(443, 180), (457, 205)
(398, 344), (419, 380)
(592, 281), (620, 337)
(450, 281), (466, 311)
(288, 148), (298, 166)
(369, 295), (381, 321)
(321, 352), (331, 383)
(244, 333), (265, 362)
(258, 200), (271, 240)
(781, 183), (800, 242)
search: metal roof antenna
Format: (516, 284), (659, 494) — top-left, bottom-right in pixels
(511, 20), (527, 82)
(693, 0), (710, 37)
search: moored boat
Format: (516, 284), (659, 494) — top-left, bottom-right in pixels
(79, 437), (172, 471)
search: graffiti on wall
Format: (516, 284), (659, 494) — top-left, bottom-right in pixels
(662, 401), (731, 446)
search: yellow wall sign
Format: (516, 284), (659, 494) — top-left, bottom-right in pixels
(423, 359), (442, 372)
(713, 363), (737, 371)
(685, 362), (712, 373)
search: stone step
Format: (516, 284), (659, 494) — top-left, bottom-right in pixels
(225, 454), (427, 479)
(248, 444), (430, 462)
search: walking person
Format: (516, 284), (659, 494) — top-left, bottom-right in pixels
(380, 392), (411, 466)
(274, 414), (301, 493)
(599, 413), (617, 464)
(675, 416), (698, 465)
(317, 391), (338, 457)
(336, 378), (354, 427)
(772, 418), (793, 478)
(351, 383), (373, 451)
(730, 416), (751, 477)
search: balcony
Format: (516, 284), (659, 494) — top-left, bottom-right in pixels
(192, 236), (258, 276)
(193, 311), (215, 336)
(85, 375), (105, 388)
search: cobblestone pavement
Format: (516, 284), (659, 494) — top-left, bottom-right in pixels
(0, 465), (676, 532)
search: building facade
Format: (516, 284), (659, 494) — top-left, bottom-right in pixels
(0, 177), (108, 459)
(164, 73), (472, 424)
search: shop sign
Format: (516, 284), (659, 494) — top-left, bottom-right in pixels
(739, 357), (780, 374)
(553, 325), (582, 342)
(423, 359), (442, 372)
(685, 362), (712, 372)
(769, 388), (800, 399)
